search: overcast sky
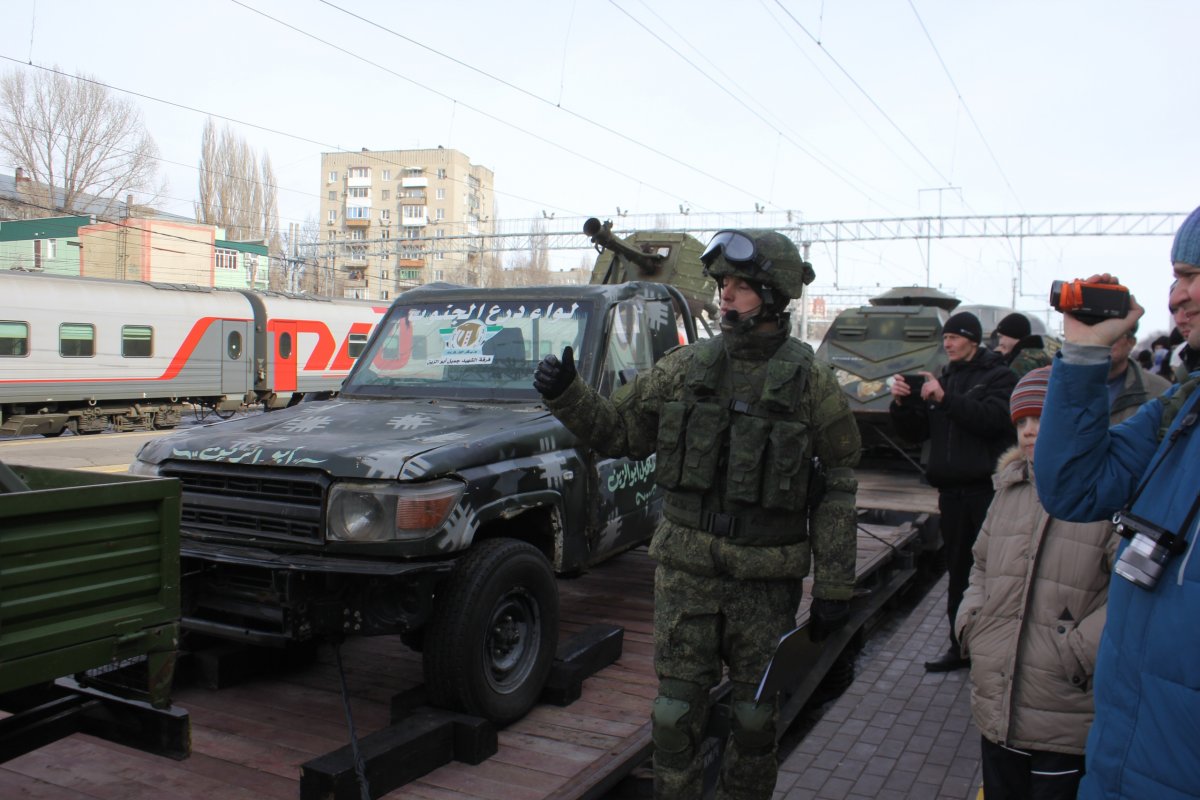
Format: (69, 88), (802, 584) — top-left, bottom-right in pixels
(6, 0), (1198, 335)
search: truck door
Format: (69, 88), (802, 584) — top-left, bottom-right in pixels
(588, 297), (677, 557)
(220, 320), (252, 394)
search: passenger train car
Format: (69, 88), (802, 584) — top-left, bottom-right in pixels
(0, 271), (387, 436)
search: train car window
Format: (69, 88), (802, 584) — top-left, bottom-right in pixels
(348, 333), (369, 358)
(60, 323), (95, 358)
(278, 332), (293, 359)
(0, 321), (28, 357)
(227, 331), (243, 360)
(122, 325), (153, 358)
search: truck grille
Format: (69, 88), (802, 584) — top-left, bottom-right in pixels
(162, 462), (329, 543)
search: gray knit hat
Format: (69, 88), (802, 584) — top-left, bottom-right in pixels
(1172, 205), (1200, 266)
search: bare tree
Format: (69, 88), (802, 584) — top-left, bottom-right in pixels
(0, 66), (160, 216)
(195, 119), (279, 249)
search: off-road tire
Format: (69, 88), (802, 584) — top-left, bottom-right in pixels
(423, 538), (558, 725)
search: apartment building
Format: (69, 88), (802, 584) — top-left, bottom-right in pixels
(318, 147), (495, 300)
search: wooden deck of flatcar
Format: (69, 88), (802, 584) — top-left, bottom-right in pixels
(0, 471), (931, 800)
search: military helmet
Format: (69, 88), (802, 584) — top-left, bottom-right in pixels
(700, 229), (815, 306)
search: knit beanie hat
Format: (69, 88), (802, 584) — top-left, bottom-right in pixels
(943, 311), (982, 344)
(1010, 365), (1051, 423)
(995, 312), (1031, 341)
(1172, 205), (1200, 267)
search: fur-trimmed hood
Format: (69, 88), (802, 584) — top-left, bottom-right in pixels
(993, 445), (1029, 490)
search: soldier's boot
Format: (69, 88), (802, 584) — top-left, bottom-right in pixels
(651, 678), (710, 799)
(716, 696), (778, 800)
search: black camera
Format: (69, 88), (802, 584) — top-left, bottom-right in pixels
(1112, 510), (1189, 590)
(1050, 279), (1131, 325)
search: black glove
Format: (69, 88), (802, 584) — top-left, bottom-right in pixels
(533, 346), (576, 400)
(808, 598), (850, 643)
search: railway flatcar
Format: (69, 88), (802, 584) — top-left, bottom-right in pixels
(0, 271), (387, 436)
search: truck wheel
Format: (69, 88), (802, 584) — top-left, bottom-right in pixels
(423, 538), (558, 725)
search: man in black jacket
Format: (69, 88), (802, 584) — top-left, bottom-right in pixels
(889, 311), (1017, 671)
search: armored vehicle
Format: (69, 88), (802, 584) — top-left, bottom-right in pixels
(131, 279), (698, 725)
(816, 287), (959, 448)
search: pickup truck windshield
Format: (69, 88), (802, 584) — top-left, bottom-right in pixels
(343, 298), (592, 400)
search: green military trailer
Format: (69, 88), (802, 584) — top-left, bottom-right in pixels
(0, 462), (188, 760)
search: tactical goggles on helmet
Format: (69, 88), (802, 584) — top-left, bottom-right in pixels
(700, 230), (773, 278)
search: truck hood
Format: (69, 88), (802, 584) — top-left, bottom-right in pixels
(136, 398), (570, 480)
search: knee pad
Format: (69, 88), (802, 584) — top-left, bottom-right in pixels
(652, 678), (706, 757)
(731, 700), (776, 753)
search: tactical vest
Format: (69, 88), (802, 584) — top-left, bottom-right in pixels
(656, 336), (815, 546)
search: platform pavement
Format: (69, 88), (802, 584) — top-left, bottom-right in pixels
(774, 575), (984, 800)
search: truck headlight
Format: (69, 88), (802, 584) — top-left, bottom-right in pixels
(327, 479), (465, 542)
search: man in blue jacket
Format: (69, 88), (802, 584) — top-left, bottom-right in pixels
(1035, 205), (1200, 799)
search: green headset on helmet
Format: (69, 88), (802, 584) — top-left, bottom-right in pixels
(700, 229), (816, 313)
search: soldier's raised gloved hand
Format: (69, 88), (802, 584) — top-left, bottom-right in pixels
(808, 598), (850, 643)
(533, 346), (576, 400)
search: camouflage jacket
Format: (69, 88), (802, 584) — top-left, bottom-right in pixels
(1007, 335), (1053, 378)
(546, 329), (861, 599)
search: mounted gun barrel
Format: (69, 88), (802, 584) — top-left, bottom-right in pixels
(584, 218), (664, 276)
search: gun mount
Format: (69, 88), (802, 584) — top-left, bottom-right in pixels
(585, 217), (715, 322)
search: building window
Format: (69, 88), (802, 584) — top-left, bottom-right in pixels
(350, 167), (370, 179)
(382, 189), (390, 201)
(436, 228), (445, 238)
(402, 205), (426, 220)
(434, 252), (444, 261)
(382, 290), (390, 300)
(328, 170), (338, 183)
(216, 248), (238, 270)
(328, 209), (338, 222)
(381, 209), (391, 222)
(348, 187), (369, 199)
(435, 208), (445, 220)
(60, 323), (95, 358)
(350, 229), (365, 240)
(122, 325), (153, 358)
(328, 190), (336, 201)
(381, 228), (390, 240)
(46, 239), (57, 259)
(436, 168), (446, 179)
(382, 170), (391, 181)
(406, 167), (424, 177)
(404, 227), (422, 238)
(400, 269), (420, 281)
(0, 321), (29, 356)
(433, 269), (444, 280)
(436, 188), (446, 200)
(346, 206), (370, 219)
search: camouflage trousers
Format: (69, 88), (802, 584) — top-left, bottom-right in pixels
(652, 564), (802, 800)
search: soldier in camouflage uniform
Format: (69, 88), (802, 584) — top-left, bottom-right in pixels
(534, 230), (861, 800)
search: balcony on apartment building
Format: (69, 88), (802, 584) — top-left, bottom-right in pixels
(347, 171), (372, 189)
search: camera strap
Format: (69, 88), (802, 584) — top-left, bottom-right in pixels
(1115, 395), (1200, 544)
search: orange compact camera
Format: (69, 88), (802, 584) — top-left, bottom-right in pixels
(1049, 279), (1130, 325)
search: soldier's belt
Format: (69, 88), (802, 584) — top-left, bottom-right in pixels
(663, 497), (808, 543)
